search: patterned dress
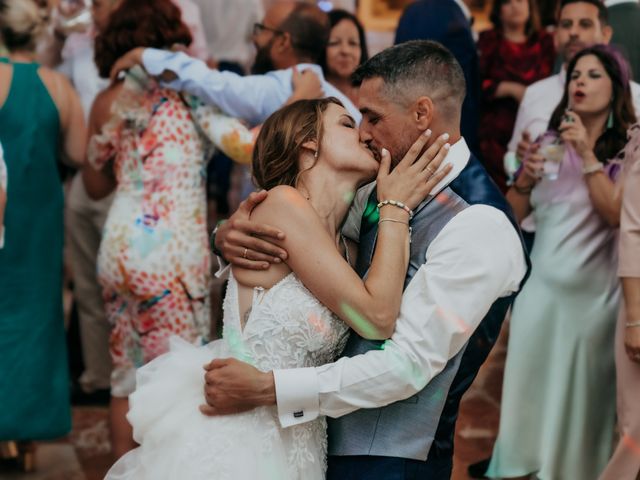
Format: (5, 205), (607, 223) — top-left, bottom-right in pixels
(89, 69), (254, 397)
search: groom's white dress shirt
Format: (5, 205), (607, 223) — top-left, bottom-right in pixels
(141, 49), (361, 127)
(273, 138), (528, 427)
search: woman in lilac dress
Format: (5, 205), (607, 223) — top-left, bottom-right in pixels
(488, 45), (636, 479)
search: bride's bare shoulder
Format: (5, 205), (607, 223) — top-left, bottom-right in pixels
(251, 185), (316, 225)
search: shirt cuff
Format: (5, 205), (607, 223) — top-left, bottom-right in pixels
(273, 367), (319, 428)
(141, 48), (192, 90)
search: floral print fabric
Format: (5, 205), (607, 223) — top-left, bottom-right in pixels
(89, 68), (255, 396)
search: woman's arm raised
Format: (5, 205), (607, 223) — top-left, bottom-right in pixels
(251, 134), (451, 340)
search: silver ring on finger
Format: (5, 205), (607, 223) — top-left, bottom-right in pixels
(242, 247), (248, 259)
(425, 166), (435, 177)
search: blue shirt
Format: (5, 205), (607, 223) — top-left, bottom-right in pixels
(142, 48), (361, 127)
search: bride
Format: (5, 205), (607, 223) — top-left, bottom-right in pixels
(106, 97), (451, 479)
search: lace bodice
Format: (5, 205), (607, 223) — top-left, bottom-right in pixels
(220, 272), (349, 477)
(222, 271), (349, 374)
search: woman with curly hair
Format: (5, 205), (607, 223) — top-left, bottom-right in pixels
(82, 0), (255, 459)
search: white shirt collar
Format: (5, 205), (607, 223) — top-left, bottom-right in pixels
(415, 137), (470, 212)
(605, 0), (638, 6)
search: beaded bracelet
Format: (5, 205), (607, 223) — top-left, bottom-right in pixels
(377, 200), (414, 219)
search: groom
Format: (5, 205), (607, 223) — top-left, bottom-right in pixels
(207, 40), (530, 479)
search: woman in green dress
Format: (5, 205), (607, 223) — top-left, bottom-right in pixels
(0, 0), (86, 470)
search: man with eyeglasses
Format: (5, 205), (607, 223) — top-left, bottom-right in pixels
(110, 1), (360, 127)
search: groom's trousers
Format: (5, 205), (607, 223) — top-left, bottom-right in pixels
(326, 454), (452, 480)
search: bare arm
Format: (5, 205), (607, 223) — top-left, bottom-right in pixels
(561, 112), (621, 226)
(249, 135), (451, 339)
(495, 81), (527, 103)
(82, 84), (123, 199)
(40, 68), (87, 167)
(506, 142), (543, 223)
(623, 277), (640, 362)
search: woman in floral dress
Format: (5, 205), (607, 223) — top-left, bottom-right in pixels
(82, 0), (255, 459)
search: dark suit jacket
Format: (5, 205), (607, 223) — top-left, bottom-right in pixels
(395, 0), (480, 156)
(608, 1), (640, 83)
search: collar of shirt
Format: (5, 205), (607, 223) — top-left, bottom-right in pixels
(605, 0), (638, 6)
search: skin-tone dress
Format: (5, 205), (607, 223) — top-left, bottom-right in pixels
(600, 124), (640, 480)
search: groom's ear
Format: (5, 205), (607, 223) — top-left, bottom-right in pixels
(413, 96), (434, 130)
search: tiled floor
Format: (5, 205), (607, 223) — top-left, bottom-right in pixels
(1, 327), (509, 480)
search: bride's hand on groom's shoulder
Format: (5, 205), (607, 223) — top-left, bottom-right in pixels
(376, 130), (453, 211)
(200, 358), (276, 416)
(217, 190), (289, 269)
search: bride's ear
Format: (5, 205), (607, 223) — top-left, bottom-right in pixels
(301, 139), (319, 159)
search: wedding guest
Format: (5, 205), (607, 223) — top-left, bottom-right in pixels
(478, 0), (555, 192)
(82, 0), (255, 459)
(0, 0), (86, 471)
(606, 0), (640, 83)
(321, 9), (368, 106)
(487, 45), (637, 480)
(600, 123), (640, 480)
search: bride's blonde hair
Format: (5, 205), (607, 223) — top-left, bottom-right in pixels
(0, 0), (48, 52)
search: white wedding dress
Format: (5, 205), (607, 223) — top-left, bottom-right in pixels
(106, 272), (349, 480)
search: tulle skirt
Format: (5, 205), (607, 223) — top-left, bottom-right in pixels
(105, 337), (315, 480)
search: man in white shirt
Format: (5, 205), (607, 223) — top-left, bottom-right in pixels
(204, 40), (529, 479)
(110, 1), (360, 126)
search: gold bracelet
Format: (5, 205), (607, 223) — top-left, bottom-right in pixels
(378, 218), (409, 227)
(513, 183), (533, 195)
(582, 162), (604, 175)
(379, 218), (412, 243)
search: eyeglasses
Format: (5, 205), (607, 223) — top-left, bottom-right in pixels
(253, 23), (284, 37)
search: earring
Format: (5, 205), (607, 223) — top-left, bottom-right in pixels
(314, 149), (318, 159)
(607, 110), (614, 129)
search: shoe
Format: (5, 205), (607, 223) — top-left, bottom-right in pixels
(70, 383), (111, 406)
(468, 458), (491, 478)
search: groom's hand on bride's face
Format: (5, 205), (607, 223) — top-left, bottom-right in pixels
(200, 358), (277, 416)
(219, 190), (289, 270)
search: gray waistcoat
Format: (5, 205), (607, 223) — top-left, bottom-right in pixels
(327, 185), (470, 461)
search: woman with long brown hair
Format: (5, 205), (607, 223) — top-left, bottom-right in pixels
(487, 45), (636, 480)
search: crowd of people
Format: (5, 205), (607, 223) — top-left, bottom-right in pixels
(0, 0), (639, 479)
